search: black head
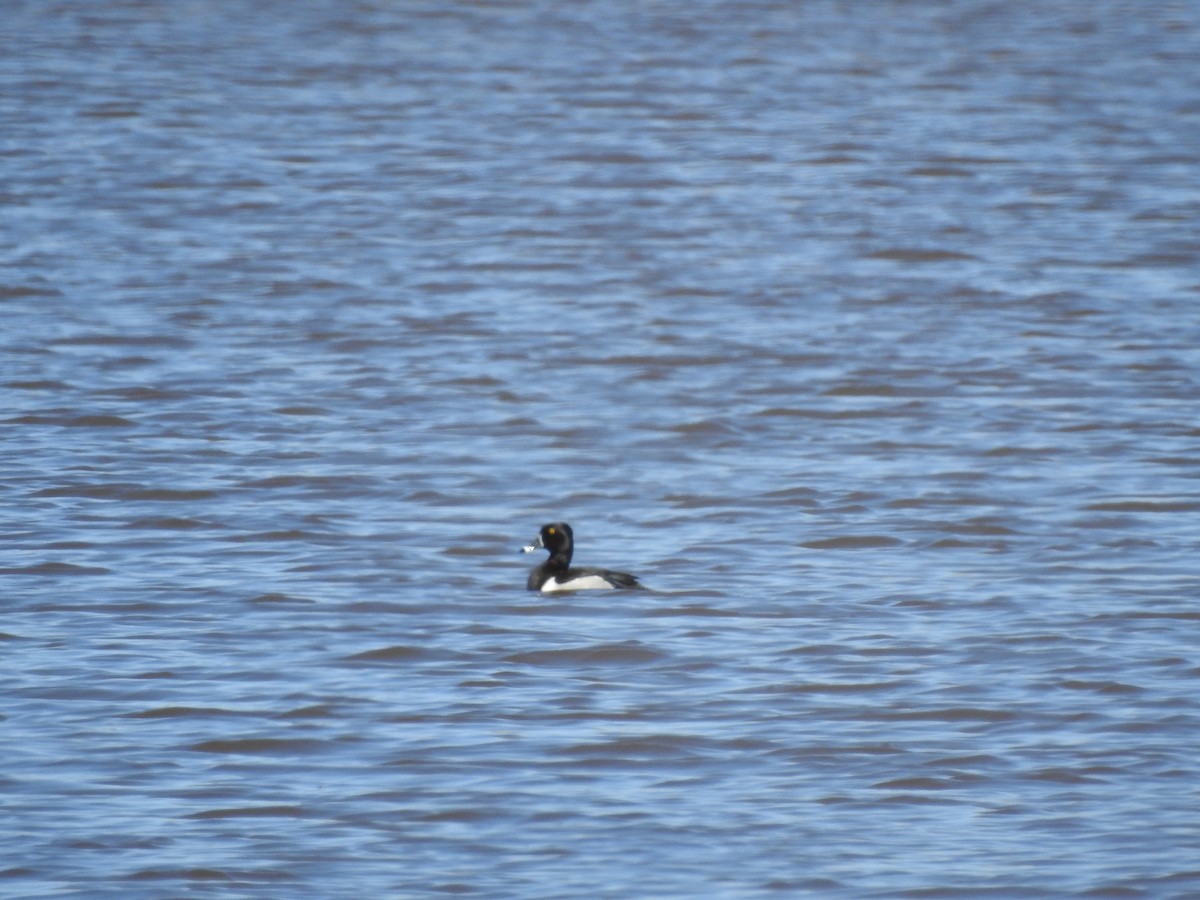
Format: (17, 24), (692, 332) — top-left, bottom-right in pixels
(521, 522), (574, 561)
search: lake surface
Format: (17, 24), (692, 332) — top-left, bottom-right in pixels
(3, 1), (1200, 897)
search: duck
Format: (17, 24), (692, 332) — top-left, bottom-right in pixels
(521, 522), (644, 592)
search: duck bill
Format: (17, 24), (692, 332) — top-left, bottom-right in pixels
(521, 533), (544, 554)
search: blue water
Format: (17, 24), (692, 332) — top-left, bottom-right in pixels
(3, 1), (1200, 897)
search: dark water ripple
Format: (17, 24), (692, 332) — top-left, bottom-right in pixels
(4, 1), (1200, 897)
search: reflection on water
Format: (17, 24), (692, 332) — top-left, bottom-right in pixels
(3, 1), (1199, 897)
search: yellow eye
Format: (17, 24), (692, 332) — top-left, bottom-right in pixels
(547, 527), (556, 535)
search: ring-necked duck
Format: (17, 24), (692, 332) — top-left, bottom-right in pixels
(521, 522), (644, 592)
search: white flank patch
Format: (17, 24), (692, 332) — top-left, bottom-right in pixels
(540, 574), (615, 592)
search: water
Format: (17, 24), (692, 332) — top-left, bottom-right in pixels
(3, 1), (1200, 896)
